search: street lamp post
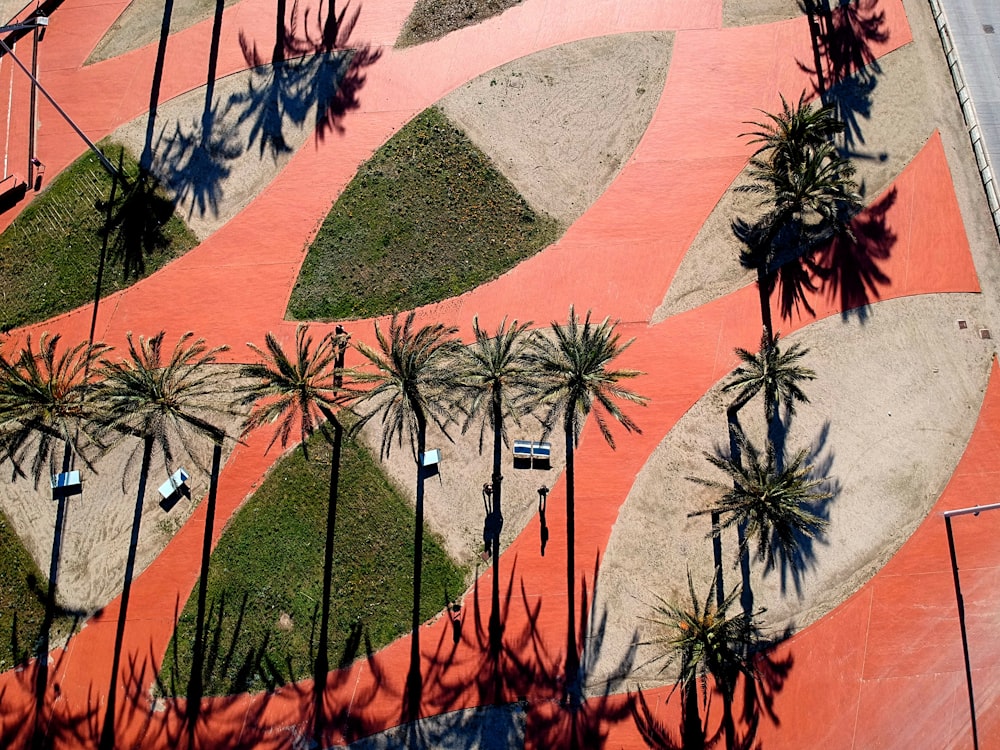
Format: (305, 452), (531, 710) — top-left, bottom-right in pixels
(0, 16), (121, 181)
(943, 500), (1000, 750)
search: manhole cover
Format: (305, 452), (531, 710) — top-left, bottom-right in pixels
(958, 319), (968, 329)
(980, 328), (992, 340)
(985, 24), (995, 34)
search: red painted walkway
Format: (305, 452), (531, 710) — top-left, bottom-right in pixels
(0, 0), (996, 747)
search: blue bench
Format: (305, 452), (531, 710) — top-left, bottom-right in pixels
(513, 441), (551, 467)
(421, 449), (441, 467)
(50, 471), (81, 497)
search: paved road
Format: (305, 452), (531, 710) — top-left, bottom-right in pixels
(936, 0), (1000, 213)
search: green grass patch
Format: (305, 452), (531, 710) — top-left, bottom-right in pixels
(159, 428), (468, 697)
(286, 106), (561, 321)
(0, 142), (199, 332)
(0, 510), (75, 673)
(397, 0), (525, 47)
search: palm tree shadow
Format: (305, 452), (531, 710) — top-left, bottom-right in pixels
(774, 187), (897, 327)
(767, 420), (840, 597)
(798, 0), (889, 152)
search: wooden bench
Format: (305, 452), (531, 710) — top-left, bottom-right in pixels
(158, 468), (189, 500)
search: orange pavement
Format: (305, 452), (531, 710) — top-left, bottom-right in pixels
(0, 0), (995, 748)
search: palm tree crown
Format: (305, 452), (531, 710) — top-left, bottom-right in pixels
(93, 331), (232, 471)
(723, 329), (816, 422)
(452, 316), (537, 450)
(0, 334), (109, 481)
(691, 433), (830, 573)
(237, 325), (349, 455)
(350, 312), (461, 458)
(529, 307), (647, 447)
(743, 93), (843, 173)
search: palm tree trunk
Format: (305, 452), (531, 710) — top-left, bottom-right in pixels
(681, 678), (704, 749)
(100, 434), (153, 750)
(488, 396), (504, 662)
(756, 266), (775, 346)
(803, 0), (828, 99)
(187, 440), (223, 738)
(564, 419), (579, 696)
(313, 411), (342, 744)
(404, 412), (427, 721)
(726, 405), (755, 620)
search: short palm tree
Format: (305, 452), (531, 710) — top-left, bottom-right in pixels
(236, 324), (350, 742)
(349, 311), (461, 719)
(91, 331), (231, 750)
(451, 316), (537, 657)
(742, 93), (842, 172)
(644, 570), (759, 750)
(723, 329), (815, 430)
(691, 433), (830, 575)
(529, 306), (647, 693)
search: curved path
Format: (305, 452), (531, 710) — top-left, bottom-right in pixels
(0, 0), (997, 748)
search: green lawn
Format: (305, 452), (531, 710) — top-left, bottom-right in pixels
(0, 510), (75, 673)
(0, 142), (198, 332)
(397, 0), (525, 47)
(286, 106), (561, 321)
(159, 427), (468, 697)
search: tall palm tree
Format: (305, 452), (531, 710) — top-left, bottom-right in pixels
(0, 333), (108, 749)
(452, 316), (536, 658)
(236, 324), (350, 743)
(528, 306), (647, 695)
(0, 334), (108, 482)
(643, 570), (760, 750)
(691, 433), (830, 576)
(349, 311), (460, 720)
(737, 95), (861, 341)
(91, 331), (231, 750)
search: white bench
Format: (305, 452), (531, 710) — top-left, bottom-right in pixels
(531, 442), (551, 461)
(50, 471), (81, 496)
(158, 468), (189, 499)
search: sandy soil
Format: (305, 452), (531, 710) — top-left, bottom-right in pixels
(86, 0), (240, 66)
(441, 32), (674, 227)
(110, 51), (349, 240)
(356, 401), (566, 573)
(591, 294), (996, 689)
(347, 702), (526, 749)
(0, 367), (245, 613)
(723, 0), (802, 28)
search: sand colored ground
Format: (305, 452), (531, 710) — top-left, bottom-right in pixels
(111, 51), (350, 240)
(724, 0), (801, 27)
(440, 32), (674, 226)
(0, 0), (999, 746)
(593, 292), (995, 688)
(86, 0), (241, 65)
(0, 376), (245, 613)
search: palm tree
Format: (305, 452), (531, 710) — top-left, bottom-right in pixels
(691, 433), (830, 577)
(0, 333), (108, 749)
(723, 328), (816, 455)
(0, 334), (108, 482)
(236, 324), (350, 743)
(737, 95), (861, 341)
(91, 331), (231, 750)
(451, 316), (536, 659)
(529, 306), (647, 695)
(643, 570), (760, 750)
(349, 312), (460, 720)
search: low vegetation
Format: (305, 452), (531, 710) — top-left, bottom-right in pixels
(287, 106), (561, 321)
(397, 0), (525, 47)
(0, 142), (198, 332)
(0, 510), (74, 672)
(159, 427), (468, 697)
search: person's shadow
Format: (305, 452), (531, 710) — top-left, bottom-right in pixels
(538, 485), (549, 557)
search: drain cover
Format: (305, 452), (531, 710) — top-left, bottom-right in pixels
(985, 24), (995, 33)
(980, 328), (992, 340)
(958, 319), (968, 329)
